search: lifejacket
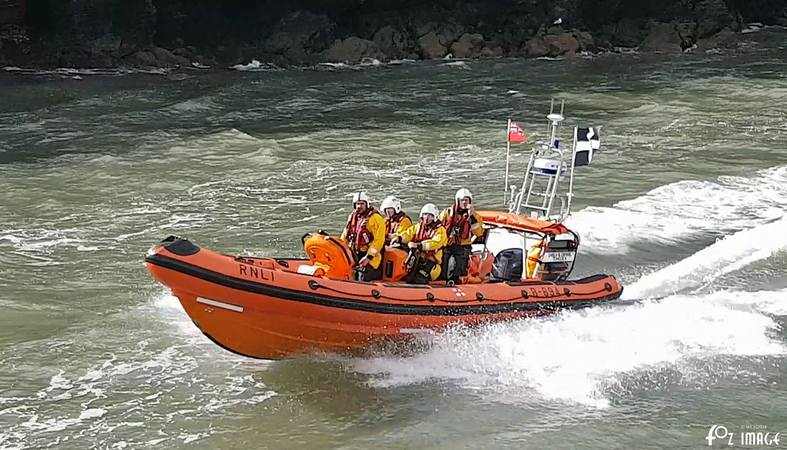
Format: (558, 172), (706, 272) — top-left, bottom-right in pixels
(345, 208), (379, 251)
(444, 204), (472, 242)
(385, 211), (411, 236)
(413, 221), (443, 260)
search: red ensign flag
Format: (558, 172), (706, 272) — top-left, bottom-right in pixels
(508, 122), (527, 143)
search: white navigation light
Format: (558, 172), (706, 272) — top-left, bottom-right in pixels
(547, 113), (564, 123)
(533, 158), (561, 175)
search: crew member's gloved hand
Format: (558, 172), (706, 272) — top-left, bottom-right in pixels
(358, 256), (371, 267)
(408, 242), (421, 249)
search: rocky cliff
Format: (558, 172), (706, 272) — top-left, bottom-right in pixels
(1, 0), (785, 68)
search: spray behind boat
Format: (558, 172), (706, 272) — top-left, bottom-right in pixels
(499, 99), (603, 281)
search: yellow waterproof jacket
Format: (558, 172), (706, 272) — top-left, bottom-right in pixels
(395, 222), (448, 280)
(439, 207), (484, 246)
(526, 239), (545, 278)
(340, 211), (386, 269)
(385, 214), (412, 244)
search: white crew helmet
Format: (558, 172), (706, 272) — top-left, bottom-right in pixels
(380, 195), (401, 214)
(352, 191), (370, 206)
(420, 203), (439, 218)
(455, 188), (473, 203)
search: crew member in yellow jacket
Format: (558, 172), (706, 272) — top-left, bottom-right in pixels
(340, 191), (386, 281)
(439, 188), (484, 285)
(380, 195), (412, 245)
(392, 203), (448, 284)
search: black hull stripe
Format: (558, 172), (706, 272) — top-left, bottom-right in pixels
(146, 254), (622, 316)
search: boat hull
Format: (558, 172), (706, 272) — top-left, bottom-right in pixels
(145, 242), (623, 359)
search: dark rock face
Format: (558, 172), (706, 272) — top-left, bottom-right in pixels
(0, 0), (26, 63)
(727, 0), (787, 24)
(696, 0), (739, 37)
(114, 0), (157, 51)
(0, 0), (25, 24)
(372, 25), (411, 59)
(1, 0), (786, 68)
(640, 22), (685, 53)
(261, 10), (336, 65)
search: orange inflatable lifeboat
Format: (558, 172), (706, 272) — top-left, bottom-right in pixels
(145, 211), (623, 359)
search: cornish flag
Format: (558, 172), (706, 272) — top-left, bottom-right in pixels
(573, 127), (601, 166)
(508, 122), (527, 143)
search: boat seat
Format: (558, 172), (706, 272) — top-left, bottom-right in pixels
(381, 246), (409, 282)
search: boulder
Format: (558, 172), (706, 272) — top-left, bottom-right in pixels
(322, 36), (384, 63)
(486, 11), (543, 56)
(372, 26), (410, 59)
(694, 0), (738, 38)
(261, 10), (336, 65)
(546, 25), (565, 35)
(479, 45), (504, 58)
(525, 33), (579, 57)
(437, 23), (465, 47)
(172, 47), (194, 59)
(130, 50), (156, 66)
(549, 33), (579, 55)
(450, 33), (484, 58)
(573, 31), (596, 52)
(417, 31), (447, 59)
(152, 46), (190, 67)
(696, 27), (739, 50)
(524, 35), (550, 57)
(640, 22), (683, 52)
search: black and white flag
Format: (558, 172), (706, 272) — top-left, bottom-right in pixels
(573, 127), (601, 166)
